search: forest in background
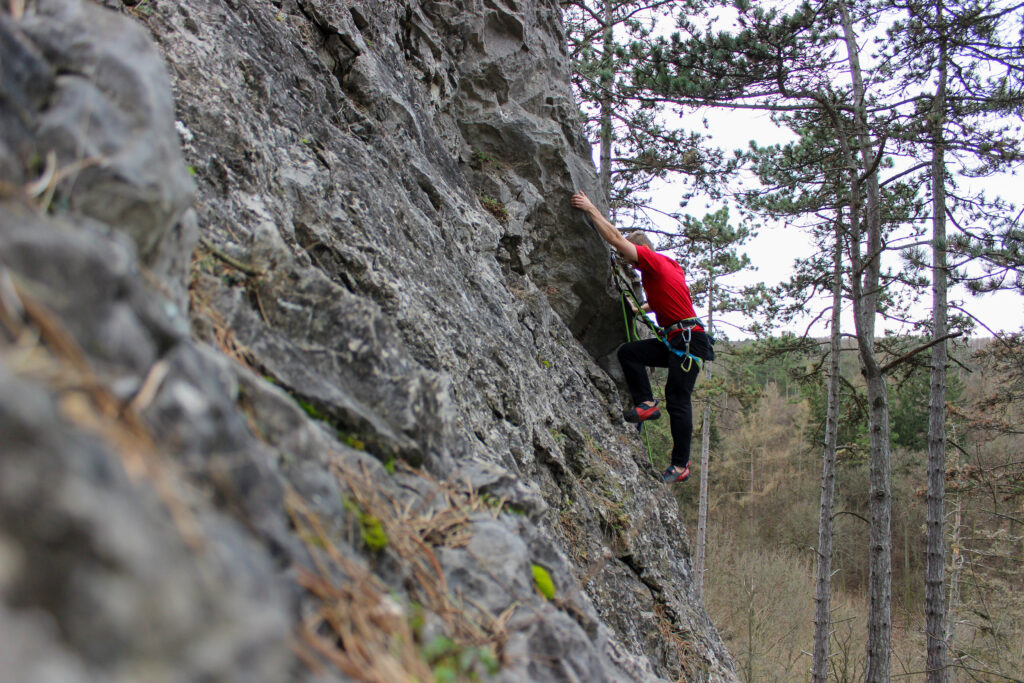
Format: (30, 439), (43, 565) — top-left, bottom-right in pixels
(639, 335), (1022, 681)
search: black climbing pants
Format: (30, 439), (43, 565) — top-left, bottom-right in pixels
(617, 332), (712, 469)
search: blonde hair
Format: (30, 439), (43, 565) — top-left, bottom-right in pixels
(625, 232), (654, 251)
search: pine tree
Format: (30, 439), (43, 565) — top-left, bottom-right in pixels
(563, 0), (730, 216)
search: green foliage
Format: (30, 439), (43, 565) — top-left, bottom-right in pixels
(125, 0), (153, 17)
(667, 206), (759, 323)
(296, 397), (328, 422)
(360, 512), (388, 552)
(471, 148), (494, 164)
(343, 497), (389, 552)
(531, 564), (556, 600)
(292, 396), (368, 451)
(479, 492), (527, 516)
(339, 432), (366, 451)
(479, 195), (508, 223)
(563, 0), (728, 214)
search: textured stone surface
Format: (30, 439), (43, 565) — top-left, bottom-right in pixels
(0, 0), (737, 681)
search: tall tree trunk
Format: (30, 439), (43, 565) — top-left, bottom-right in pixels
(838, 5), (892, 680)
(926, 10), (950, 678)
(812, 224), (844, 683)
(598, 0), (613, 203)
(694, 264), (714, 600)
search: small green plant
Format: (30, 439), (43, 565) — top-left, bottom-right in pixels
(126, 0), (153, 18)
(338, 431), (366, 451)
(532, 564), (556, 600)
(471, 148), (495, 164)
(343, 497), (388, 552)
(359, 512), (388, 552)
(292, 396), (369, 452)
(296, 397), (327, 421)
(422, 635), (500, 681)
(479, 195), (508, 223)
(480, 492), (526, 517)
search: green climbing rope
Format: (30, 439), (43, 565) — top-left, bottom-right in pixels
(618, 281), (656, 465)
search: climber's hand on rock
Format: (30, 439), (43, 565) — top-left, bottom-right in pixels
(571, 191), (596, 214)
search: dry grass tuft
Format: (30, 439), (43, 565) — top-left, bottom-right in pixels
(286, 460), (516, 681)
(653, 602), (698, 678)
(287, 490), (433, 682)
(188, 253), (259, 370)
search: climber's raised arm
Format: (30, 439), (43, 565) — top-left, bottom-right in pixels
(570, 191), (637, 265)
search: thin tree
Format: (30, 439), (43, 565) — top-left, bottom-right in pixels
(876, 2), (1024, 676)
(834, 7), (895, 678)
(669, 206), (756, 598)
(812, 219), (844, 683)
(926, 20), (953, 679)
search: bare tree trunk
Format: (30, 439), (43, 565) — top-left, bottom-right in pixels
(694, 264), (715, 600)
(812, 224), (844, 683)
(944, 450), (962, 662)
(749, 443), (755, 537)
(926, 7), (950, 679)
(598, 0), (613, 203)
(838, 6), (893, 680)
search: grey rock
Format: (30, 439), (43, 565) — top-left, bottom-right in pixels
(21, 0), (195, 263)
(0, 0), (739, 681)
(0, 362), (292, 683)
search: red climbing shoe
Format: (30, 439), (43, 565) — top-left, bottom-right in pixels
(662, 464), (690, 483)
(624, 400), (661, 423)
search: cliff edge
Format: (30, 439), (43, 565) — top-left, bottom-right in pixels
(0, 1), (737, 681)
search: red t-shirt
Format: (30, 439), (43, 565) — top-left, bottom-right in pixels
(634, 245), (701, 333)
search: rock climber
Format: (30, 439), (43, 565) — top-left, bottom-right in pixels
(570, 191), (714, 484)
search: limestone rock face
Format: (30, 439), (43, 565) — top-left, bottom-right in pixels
(0, 1), (738, 681)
